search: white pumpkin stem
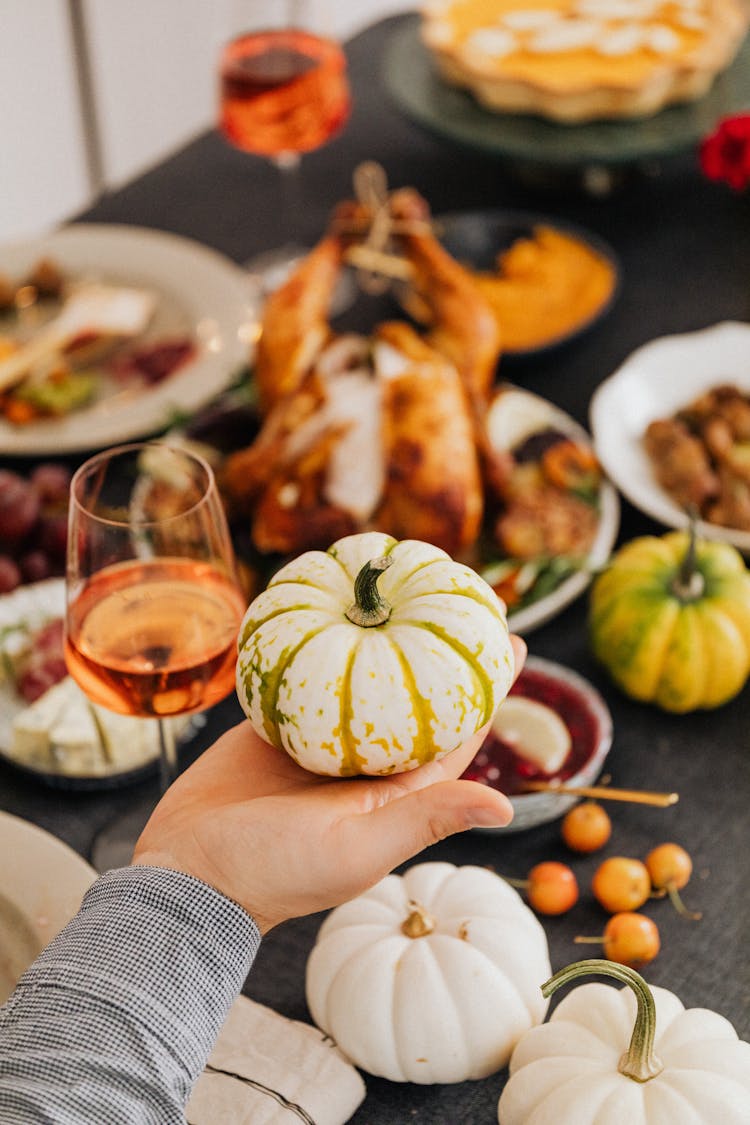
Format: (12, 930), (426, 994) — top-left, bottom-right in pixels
(671, 516), (705, 602)
(401, 900), (436, 938)
(541, 958), (664, 1083)
(346, 556), (394, 627)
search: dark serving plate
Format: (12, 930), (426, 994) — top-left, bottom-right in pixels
(383, 16), (750, 169)
(436, 208), (621, 359)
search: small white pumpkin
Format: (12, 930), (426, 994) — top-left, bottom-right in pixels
(236, 532), (514, 775)
(498, 958), (750, 1124)
(305, 861), (551, 1084)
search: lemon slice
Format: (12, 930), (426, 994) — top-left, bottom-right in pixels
(492, 696), (572, 774)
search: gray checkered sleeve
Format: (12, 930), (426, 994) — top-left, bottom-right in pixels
(0, 865), (261, 1123)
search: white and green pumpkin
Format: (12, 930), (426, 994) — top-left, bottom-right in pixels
(306, 862), (551, 1083)
(498, 959), (750, 1124)
(236, 532), (514, 775)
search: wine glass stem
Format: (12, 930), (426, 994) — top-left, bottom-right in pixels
(157, 717), (178, 793)
(274, 152), (302, 249)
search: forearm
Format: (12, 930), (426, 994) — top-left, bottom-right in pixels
(0, 866), (260, 1124)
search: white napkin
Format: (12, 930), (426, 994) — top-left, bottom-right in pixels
(186, 995), (366, 1125)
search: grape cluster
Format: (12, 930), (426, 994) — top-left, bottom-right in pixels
(0, 465), (71, 592)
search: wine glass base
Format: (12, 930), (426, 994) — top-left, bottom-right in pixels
(243, 243), (356, 316)
(90, 800), (158, 872)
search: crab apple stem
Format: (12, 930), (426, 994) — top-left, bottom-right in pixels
(666, 881), (703, 920)
(346, 556), (394, 627)
(574, 935), (604, 943)
(504, 877), (529, 889)
(542, 959), (664, 1083)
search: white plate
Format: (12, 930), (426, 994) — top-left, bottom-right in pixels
(0, 224), (254, 455)
(590, 322), (750, 552)
(0, 811), (95, 1002)
(498, 387), (621, 635)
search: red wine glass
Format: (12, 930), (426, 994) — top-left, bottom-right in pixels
(218, 1), (353, 297)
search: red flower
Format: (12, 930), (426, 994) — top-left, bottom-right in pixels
(699, 113), (750, 191)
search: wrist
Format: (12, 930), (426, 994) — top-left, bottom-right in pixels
(132, 851), (271, 933)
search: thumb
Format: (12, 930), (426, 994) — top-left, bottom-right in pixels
(349, 779), (514, 874)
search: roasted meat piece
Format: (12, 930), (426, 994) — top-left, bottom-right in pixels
(374, 322), (483, 554)
(680, 384), (750, 442)
(254, 236), (341, 412)
(644, 417), (720, 510)
(494, 477), (599, 559)
(225, 187), (495, 559)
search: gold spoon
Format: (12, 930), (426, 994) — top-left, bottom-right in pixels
(521, 781), (679, 808)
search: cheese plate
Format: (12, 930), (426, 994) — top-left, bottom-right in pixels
(0, 579), (196, 789)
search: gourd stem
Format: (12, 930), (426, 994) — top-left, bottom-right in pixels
(541, 958), (664, 1083)
(672, 517), (705, 601)
(401, 900), (436, 938)
(345, 556), (394, 627)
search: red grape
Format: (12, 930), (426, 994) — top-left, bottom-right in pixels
(19, 550), (52, 583)
(0, 471), (40, 544)
(35, 512), (68, 561)
(0, 555), (21, 593)
(0, 464), (72, 593)
(30, 463), (72, 507)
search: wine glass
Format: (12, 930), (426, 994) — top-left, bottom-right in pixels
(218, 0), (353, 296)
(64, 442), (246, 870)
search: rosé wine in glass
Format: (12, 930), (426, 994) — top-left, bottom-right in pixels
(65, 441), (246, 869)
(65, 557), (246, 718)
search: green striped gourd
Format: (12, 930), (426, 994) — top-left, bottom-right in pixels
(236, 531), (514, 775)
(589, 528), (750, 713)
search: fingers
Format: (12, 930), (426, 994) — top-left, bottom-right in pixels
(344, 779), (513, 877)
(510, 633), (527, 685)
(350, 778), (510, 864)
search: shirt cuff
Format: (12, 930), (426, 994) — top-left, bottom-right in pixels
(12, 865), (261, 1083)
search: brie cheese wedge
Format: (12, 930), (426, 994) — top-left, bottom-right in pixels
(11, 676), (164, 777)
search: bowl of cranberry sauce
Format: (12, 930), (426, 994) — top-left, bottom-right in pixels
(462, 655), (613, 833)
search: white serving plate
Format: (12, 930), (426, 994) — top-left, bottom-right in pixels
(590, 321), (750, 552)
(497, 387), (620, 635)
(0, 224), (255, 455)
(0, 811), (95, 1002)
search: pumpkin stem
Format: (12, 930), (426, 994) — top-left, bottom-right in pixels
(401, 900), (436, 938)
(671, 516), (705, 601)
(541, 958), (664, 1083)
(346, 556), (394, 627)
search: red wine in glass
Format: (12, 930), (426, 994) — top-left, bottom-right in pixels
(217, 16), (354, 303)
(219, 29), (350, 157)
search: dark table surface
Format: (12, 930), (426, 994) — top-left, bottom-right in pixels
(2, 13), (750, 1124)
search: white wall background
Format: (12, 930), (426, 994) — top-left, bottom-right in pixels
(0, 0), (410, 245)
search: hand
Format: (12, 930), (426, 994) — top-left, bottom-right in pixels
(134, 636), (526, 933)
